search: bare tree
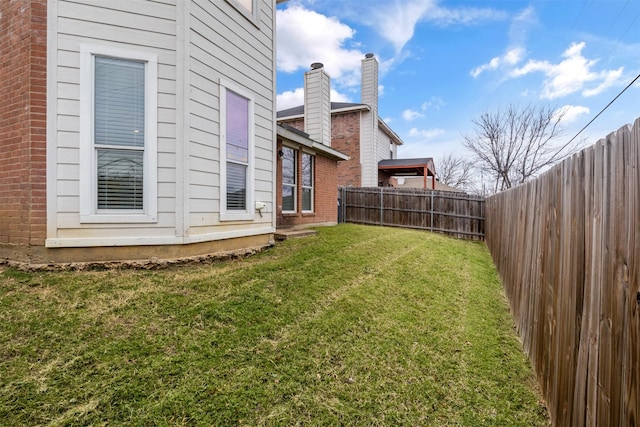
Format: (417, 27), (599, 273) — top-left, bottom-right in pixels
(462, 104), (579, 192)
(436, 153), (475, 191)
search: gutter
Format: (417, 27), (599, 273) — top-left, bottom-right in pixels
(378, 118), (404, 146)
(276, 125), (349, 161)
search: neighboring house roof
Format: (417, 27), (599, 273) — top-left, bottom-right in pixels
(277, 124), (349, 161)
(277, 102), (403, 146)
(378, 158), (436, 177)
(379, 158), (437, 190)
(392, 176), (465, 193)
(430, 179), (465, 193)
(276, 102), (367, 119)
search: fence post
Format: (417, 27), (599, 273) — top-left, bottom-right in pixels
(337, 187), (341, 223)
(339, 187), (346, 223)
(343, 187), (347, 223)
(340, 187), (347, 222)
(430, 191), (434, 232)
(380, 187), (384, 226)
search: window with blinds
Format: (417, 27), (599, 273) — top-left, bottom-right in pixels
(282, 147), (297, 212)
(94, 56), (145, 211)
(302, 153), (314, 212)
(225, 89), (250, 212)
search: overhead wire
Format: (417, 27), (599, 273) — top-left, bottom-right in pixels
(568, 0), (589, 34)
(562, 0), (640, 144)
(602, 1), (640, 66)
(564, 72), (640, 146)
(603, 0), (630, 36)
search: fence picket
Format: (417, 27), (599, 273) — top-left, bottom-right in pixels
(339, 187), (485, 240)
(486, 118), (640, 426)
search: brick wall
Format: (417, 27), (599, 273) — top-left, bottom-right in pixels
(279, 118), (304, 133)
(0, 0), (48, 246)
(276, 138), (339, 228)
(331, 112), (362, 187)
(280, 111), (362, 187)
(378, 171), (393, 187)
(312, 154), (339, 222)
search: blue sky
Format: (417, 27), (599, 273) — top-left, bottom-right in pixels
(275, 0), (640, 162)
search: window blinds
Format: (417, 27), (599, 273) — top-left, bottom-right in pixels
(226, 90), (250, 211)
(94, 56), (145, 210)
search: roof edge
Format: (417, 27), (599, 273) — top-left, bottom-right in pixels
(277, 104), (370, 120)
(276, 125), (349, 161)
(378, 119), (404, 146)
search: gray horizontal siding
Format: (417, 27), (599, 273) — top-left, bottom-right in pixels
(186, 0), (274, 230)
(53, 0), (178, 240)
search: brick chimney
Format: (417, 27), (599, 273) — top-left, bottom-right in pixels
(304, 62), (331, 146)
(360, 53), (379, 187)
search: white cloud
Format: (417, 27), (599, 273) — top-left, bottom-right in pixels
(372, 0), (507, 53)
(408, 128), (445, 139)
(582, 67), (624, 97)
(277, 87), (305, 110)
(471, 6), (534, 78)
(276, 87), (351, 110)
(403, 109), (425, 121)
(471, 47), (526, 78)
(473, 21), (627, 101)
(511, 41), (625, 99)
(504, 47), (525, 65)
(473, 58), (498, 77)
(374, 1), (433, 53)
(555, 105), (590, 124)
(331, 89), (352, 103)
(426, 4), (509, 26)
(278, 1), (508, 97)
(421, 97), (445, 111)
(276, 5), (364, 87)
(508, 6), (537, 47)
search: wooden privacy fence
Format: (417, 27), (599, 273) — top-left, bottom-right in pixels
(339, 187), (485, 240)
(485, 118), (640, 426)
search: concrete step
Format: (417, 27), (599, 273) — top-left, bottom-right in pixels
(274, 229), (317, 241)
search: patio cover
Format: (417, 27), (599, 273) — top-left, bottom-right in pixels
(378, 158), (436, 189)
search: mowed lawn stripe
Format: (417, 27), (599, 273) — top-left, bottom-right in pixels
(0, 224), (549, 426)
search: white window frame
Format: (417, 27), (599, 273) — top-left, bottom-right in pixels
(79, 44), (158, 223)
(220, 79), (255, 221)
(281, 145), (297, 214)
(225, 0), (259, 27)
(301, 152), (314, 213)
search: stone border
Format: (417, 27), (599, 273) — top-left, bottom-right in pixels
(0, 244), (273, 272)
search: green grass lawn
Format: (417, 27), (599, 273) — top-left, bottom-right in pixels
(0, 224), (549, 426)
